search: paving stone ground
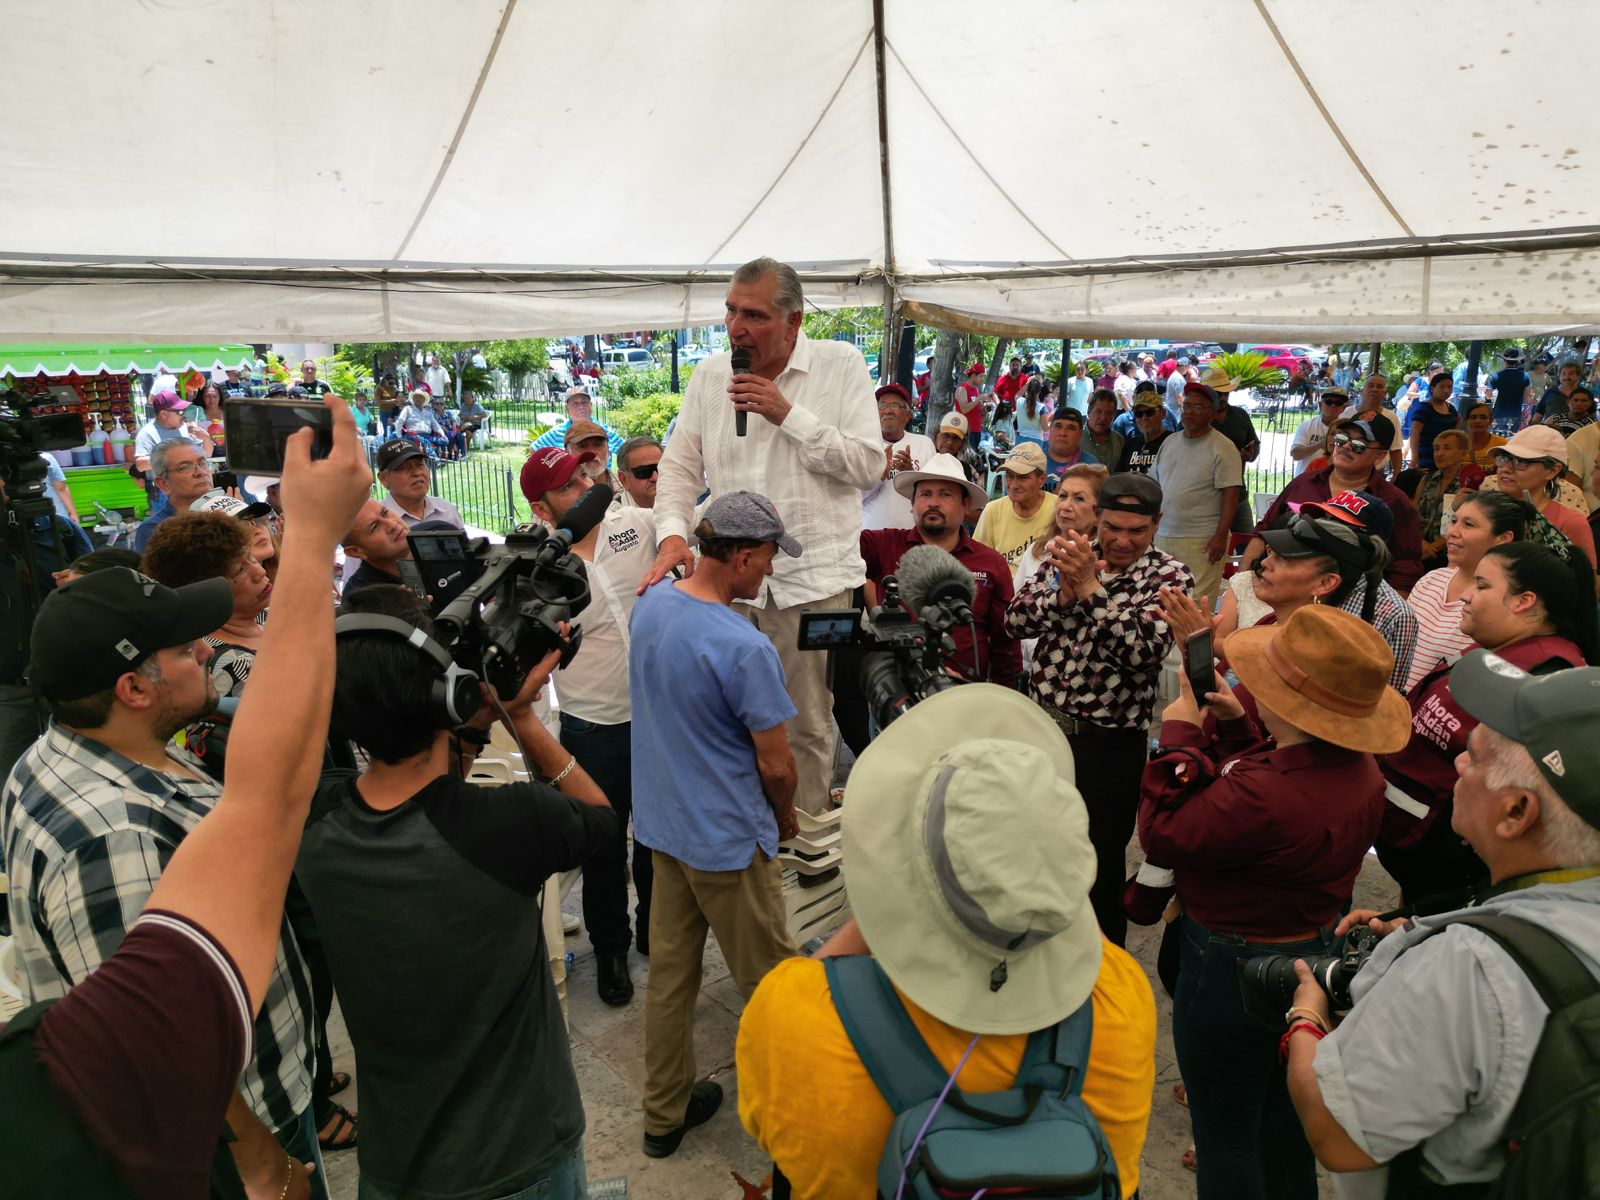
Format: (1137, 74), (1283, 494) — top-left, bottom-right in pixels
(322, 835), (1398, 1200)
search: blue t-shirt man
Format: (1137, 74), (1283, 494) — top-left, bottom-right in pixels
(629, 581), (797, 872)
(1489, 367), (1530, 427)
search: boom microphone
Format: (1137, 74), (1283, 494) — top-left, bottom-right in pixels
(535, 482), (614, 566)
(896, 544), (976, 624)
(731, 347), (751, 437)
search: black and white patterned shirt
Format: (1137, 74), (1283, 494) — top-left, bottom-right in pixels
(0, 721), (314, 1132)
(1005, 544), (1194, 729)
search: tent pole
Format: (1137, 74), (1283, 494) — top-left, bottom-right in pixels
(871, 0), (898, 381)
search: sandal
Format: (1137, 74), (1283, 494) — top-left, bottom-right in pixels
(318, 1102), (359, 1152)
(328, 1071), (351, 1098)
(1172, 1082), (1188, 1109)
(1180, 1144), (1197, 1173)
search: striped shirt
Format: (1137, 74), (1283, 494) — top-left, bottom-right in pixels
(1402, 568), (1474, 695)
(530, 418), (625, 459)
(0, 722), (314, 1133)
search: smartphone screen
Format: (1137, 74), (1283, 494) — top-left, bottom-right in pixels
(222, 399), (334, 476)
(1184, 629), (1214, 707)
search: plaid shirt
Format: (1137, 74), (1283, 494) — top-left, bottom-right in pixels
(1006, 543), (1194, 728)
(1337, 577), (1417, 691)
(0, 721), (314, 1133)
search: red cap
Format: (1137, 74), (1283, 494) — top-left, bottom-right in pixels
(965, 362), (986, 376)
(519, 447), (595, 504)
(875, 382), (912, 404)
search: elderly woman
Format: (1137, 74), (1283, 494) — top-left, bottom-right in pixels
(396, 387), (449, 459)
(1414, 428), (1484, 568)
(1138, 606), (1410, 1200)
(1489, 424), (1597, 569)
(1462, 401), (1506, 471)
(429, 395), (469, 461)
(1378, 542), (1596, 901)
(1400, 491), (1525, 692)
(1011, 464), (1105, 676)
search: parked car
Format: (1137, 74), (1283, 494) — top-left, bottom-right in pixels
(1249, 344), (1318, 374)
(601, 347), (657, 371)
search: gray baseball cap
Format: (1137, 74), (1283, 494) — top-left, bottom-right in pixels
(1450, 651), (1600, 828)
(698, 490), (802, 557)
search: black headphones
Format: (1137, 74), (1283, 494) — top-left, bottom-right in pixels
(333, 613), (482, 726)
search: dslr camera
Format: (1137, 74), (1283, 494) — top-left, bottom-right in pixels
(1240, 924), (1381, 1013)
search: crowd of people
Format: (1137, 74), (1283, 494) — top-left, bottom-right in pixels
(2, 257), (1600, 1200)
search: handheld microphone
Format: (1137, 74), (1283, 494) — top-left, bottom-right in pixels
(895, 544), (976, 624)
(731, 347), (751, 437)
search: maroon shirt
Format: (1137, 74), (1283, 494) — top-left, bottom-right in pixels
(859, 527), (1020, 687)
(1138, 716), (1386, 937)
(1379, 634), (1585, 851)
(25, 910), (251, 1198)
(1253, 465), (1425, 593)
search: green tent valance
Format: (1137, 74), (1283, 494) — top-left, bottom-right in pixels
(0, 344), (256, 380)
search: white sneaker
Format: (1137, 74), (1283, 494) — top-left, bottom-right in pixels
(562, 913), (581, 937)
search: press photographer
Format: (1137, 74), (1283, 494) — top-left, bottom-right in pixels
(294, 582), (616, 1200)
(1285, 653), (1600, 1197)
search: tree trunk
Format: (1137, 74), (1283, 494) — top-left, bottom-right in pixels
(927, 329), (960, 431)
(984, 339), (1011, 393)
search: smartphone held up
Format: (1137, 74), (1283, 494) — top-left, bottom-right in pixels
(223, 399), (336, 477)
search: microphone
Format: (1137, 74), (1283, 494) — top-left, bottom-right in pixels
(896, 544), (976, 624)
(536, 482), (614, 564)
(731, 347), (751, 437)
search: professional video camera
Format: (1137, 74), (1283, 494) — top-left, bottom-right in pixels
(0, 391), (90, 519)
(1240, 924), (1381, 1013)
(401, 483), (612, 698)
(797, 544), (977, 729)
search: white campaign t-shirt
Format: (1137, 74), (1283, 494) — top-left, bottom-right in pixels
(861, 430), (936, 531)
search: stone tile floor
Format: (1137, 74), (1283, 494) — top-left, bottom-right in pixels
(322, 840), (1398, 1199)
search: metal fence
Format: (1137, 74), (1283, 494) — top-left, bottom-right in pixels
(367, 453), (525, 534)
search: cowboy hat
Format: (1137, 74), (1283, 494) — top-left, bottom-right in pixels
(893, 452), (989, 509)
(843, 685), (1102, 1035)
(1224, 606), (1411, 754)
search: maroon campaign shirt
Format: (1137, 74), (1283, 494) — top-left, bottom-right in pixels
(1139, 716), (1386, 937)
(1378, 634), (1585, 851)
(1253, 465), (1425, 593)
(859, 527), (1021, 687)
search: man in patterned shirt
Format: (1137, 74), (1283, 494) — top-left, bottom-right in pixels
(1005, 472), (1193, 946)
(1, 567), (322, 1194)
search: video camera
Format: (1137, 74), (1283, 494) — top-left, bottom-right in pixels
(0, 392), (91, 518)
(1240, 924), (1381, 1013)
(400, 484), (612, 698)
(797, 544), (977, 729)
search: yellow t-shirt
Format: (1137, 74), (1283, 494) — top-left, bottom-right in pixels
(736, 945), (1155, 1199)
(973, 495), (1058, 567)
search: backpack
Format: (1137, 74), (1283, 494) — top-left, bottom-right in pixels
(1384, 912), (1600, 1199)
(823, 955), (1119, 1199)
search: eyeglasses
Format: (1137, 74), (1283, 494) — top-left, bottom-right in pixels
(1320, 396), (1346, 405)
(626, 463), (659, 480)
(163, 460), (213, 477)
(1134, 408), (1162, 418)
(1179, 402), (1212, 412)
(1330, 434), (1373, 455)
(1492, 452), (1554, 471)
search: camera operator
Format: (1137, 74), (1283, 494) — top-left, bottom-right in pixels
(1004, 473), (1192, 946)
(294, 582), (615, 1200)
(521, 446), (656, 1007)
(1287, 655), (1600, 1196)
(0, 397), (370, 1198)
(1137, 606), (1409, 1200)
(340, 498), (413, 595)
(631, 491), (803, 1159)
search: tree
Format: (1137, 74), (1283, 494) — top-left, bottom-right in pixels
(482, 338), (549, 395)
(926, 329), (960, 432)
(983, 339), (1011, 393)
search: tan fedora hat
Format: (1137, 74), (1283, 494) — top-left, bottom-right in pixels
(1224, 606), (1411, 754)
(1198, 365), (1242, 393)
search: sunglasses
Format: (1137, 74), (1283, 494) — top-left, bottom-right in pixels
(1320, 396), (1346, 405)
(1330, 433), (1373, 455)
(626, 463), (659, 480)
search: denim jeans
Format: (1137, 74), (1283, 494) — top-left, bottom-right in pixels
(278, 1105), (330, 1200)
(357, 1141), (586, 1200)
(559, 713), (651, 956)
(1171, 913), (1336, 1200)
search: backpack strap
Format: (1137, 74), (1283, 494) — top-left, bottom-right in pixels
(823, 955), (957, 1114)
(1432, 912), (1598, 1011)
(1017, 996), (1095, 1098)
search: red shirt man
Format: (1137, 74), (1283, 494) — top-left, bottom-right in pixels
(994, 359), (1025, 405)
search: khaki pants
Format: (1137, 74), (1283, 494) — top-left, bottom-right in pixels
(738, 587), (852, 815)
(642, 848), (796, 1134)
(1157, 535), (1225, 614)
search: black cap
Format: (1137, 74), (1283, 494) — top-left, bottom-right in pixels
(1450, 652), (1600, 828)
(265, 381), (288, 397)
(1335, 412), (1395, 450)
(1099, 472), (1162, 517)
(376, 439), (426, 472)
(29, 569), (232, 701)
(1261, 516), (1372, 572)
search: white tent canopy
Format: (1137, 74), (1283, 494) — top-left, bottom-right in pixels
(4, 0), (1598, 341)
